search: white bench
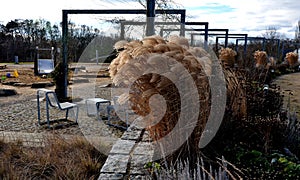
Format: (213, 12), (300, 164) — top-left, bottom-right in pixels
(85, 98), (111, 121)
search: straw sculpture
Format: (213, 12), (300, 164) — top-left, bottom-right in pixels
(253, 50), (268, 68)
(218, 47), (237, 67)
(285, 52), (298, 67)
(109, 35), (246, 152)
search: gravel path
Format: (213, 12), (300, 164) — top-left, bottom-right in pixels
(0, 63), (124, 151)
(274, 72), (300, 119)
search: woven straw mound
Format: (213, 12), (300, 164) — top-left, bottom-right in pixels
(218, 47), (237, 67)
(109, 35), (246, 147)
(285, 52), (298, 67)
(254, 50), (268, 68)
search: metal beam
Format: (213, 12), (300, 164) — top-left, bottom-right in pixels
(155, 22), (209, 48)
(190, 29), (229, 48)
(61, 9), (186, 99)
(236, 37), (266, 51)
(214, 34), (248, 53)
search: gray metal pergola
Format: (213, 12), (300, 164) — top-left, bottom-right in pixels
(190, 29), (229, 49)
(61, 8), (186, 98)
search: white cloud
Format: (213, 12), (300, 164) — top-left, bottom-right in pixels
(175, 0), (300, 39)
(0, 0), (299, 39)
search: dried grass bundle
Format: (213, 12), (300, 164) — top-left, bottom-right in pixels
(253, 50), (268, 68)
(218, 47), (237, 67)
(285, 52), (298, 67)
(109, 35), (211, 148)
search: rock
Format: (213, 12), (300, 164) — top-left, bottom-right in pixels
(0, 89), (17, 96)
(31, 82), (53, 88)
(14, 83), (28, 87)
(71, 77), (89, 83)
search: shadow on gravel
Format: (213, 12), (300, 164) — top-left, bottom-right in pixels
(39, 119), (78, 129)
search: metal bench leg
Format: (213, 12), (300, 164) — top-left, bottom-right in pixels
(75, 106), (79, 123)
(65, 109), (69, 120)
(37, 92), (41, 125)
(107, 105), (114, 125)
(96, 102), (101, 121)
(46, 100), (50, 128)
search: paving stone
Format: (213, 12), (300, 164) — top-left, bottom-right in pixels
(141, 130), (153, 142)
(98, 173), (124, 180)
(121, 129), (142, 140)
(100, 154), (130, 174)
(110, 139), (135, 154)
(129, 175), (152, 180)
(132, 142), (154, 156)
(130, 155), (153, 175)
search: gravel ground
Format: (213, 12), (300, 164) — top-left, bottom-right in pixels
(0, 63), (124, 140)
(273, 72), (300, 119)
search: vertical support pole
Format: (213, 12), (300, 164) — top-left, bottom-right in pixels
(37, 90), (41, 125)
(262, 38), (266, 51)
(191, 34), (194, 46)
(51, 47), (54, 60)
(120, 22), (125, 39)
(146, 0), (155, 36)
(204, 24), (208, 49)
(96, 50), (99, 65)
(180, 10), (186, 37)
(225, 30), (228, 48)
(34, 46), (39, 75)
(277, 39), (280, 60)
(160, 29), (163, 37)
(62, 10), (68, 99)
(244, 34), (248, 55)
(235, 39), (239, 53)
(282, 42), (285, 61)
(215, 37), (219, 51)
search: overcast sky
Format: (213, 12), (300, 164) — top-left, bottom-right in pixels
(0, 0), (299, 39)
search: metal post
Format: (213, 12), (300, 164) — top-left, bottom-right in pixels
(146, 0), (155, 36)
(120, 23), (125, 39)
(51, 47), (54, 60)
(277, 39), (280, 60)
(216, 37), (219, 51)
(62, 10), (68, 99)
(244, 34), (248, 55)
(180, 10), (186, 37)
(204, 24), (208, 49)
(262, 39), (266, 51)
(96, 50), (99, 65)
(224, 30), (228, 48)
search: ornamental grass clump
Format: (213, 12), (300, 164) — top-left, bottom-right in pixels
(108, 35), (247, 166)
(254, 50), (268, 68)
(285, 52), (298, 67)
(218, 47), (237, 67)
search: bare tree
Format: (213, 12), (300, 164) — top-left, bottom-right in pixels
(262, 26), (286, 40)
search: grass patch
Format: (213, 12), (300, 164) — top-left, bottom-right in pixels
(0, 136), (107, 179)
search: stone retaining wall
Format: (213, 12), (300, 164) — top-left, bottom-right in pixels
(99, 124), (154, 180)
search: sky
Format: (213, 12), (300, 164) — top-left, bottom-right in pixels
(0, 0), (299, 39)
